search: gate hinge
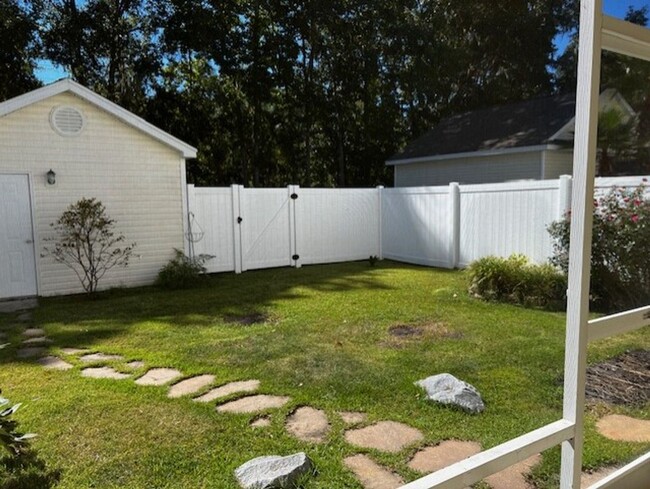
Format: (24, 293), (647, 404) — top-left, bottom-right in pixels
(292, 254), (300, 261)
(290, 193), (298, 200)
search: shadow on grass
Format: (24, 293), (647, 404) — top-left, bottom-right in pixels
(4, 260), (422, 352)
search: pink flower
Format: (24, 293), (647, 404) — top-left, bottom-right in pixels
(631, 214), (640, 223)
(643, 178), (648, 182)
(634, 199), (642, 206)
(624, 197), (630, 203)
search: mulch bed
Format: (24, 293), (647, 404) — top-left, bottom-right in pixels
(585, 350), (650, 407)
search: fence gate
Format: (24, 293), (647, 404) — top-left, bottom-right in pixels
(238, 186), (297, 272)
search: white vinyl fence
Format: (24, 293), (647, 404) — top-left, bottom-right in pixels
(186, 175), (648, 274)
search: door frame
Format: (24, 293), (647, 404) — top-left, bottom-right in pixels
(0, 171), (40, 298)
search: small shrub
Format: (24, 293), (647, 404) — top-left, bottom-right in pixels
(43, 198), (135, 294)
(548, 182), (650, 312)
(467, 254), (567, 310)
(0, 392), (61, 489)
(156, 249), (213, 289)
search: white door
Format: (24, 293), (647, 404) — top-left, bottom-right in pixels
(0, 175), (37, 298)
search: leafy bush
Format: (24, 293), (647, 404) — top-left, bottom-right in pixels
(44, 198), (135, 294)
(467, 254), (567, 310)
(156, 249), (214, 289)
(0, 392), (60, 488)
(548, 182), (650, 312)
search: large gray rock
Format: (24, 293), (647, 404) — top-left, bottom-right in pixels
(235, 452), (314, 489)
(416, 373), (485, 414)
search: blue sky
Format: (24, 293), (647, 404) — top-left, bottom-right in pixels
(36, 1), (650, 83)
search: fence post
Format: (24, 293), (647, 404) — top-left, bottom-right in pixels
(449, 182), (461, 269)
(185, 184), (195, 258)
(290, 184), (301, 268)
(377, 186), (384, 260)
(231, 184), (243, 274)
(558, 175), (573, 220)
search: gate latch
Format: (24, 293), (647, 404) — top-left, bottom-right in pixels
(237, 217), (243, 224)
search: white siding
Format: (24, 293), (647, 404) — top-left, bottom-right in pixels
(543, 149), (574, 178)
(393, 151), (543, 187)
(0, 92), (185, 296)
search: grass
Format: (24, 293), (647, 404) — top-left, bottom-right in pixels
(0, 260), (648, 488)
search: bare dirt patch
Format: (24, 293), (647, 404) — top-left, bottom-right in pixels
(585, 350), (649, 407)
(224, 312), (268, 326)
(384, 322), (461, 348)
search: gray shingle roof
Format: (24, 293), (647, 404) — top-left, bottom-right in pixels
(388, 93), (576, 163)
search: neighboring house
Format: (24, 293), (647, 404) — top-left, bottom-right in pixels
(0, 79), (197, 299)
(387, 89), (635, 187)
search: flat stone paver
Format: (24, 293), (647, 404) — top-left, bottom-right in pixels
(80, 353), (125, 363)
(250, 416), (272, 428)
(216, 395), (290, 414)
(22, 337), (52, 345)
(0, 298), (37, 313)
(16, 346), (46, 358)
(17, 312), (33, 322)
(22, 328), (45, 337)
(37, 356), (73, 370)
(126, 360), (145, 368)
(484, 454), (540, 489)
(60, 348), (89, 355)
(596, 414), (650, 442)
(135, 368), (182, 386)
(339, 411), (368, 425)
(408, 440), (481, 474)
(194, 380), (260, 403)
(168, 374), (215, 398)
(286, 406), (330, 443)
(82, 367), (131, 380)
(343, 454), (404, 489)
(345, 421), (424, 453)
(581, 466), (619, 487)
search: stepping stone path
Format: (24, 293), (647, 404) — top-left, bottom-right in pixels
(596, 414), (650, 442)
(484, 454), (540, 489)
(343, 454), (404, 489)
(126, 360), (145, 368)
(16, 346), (46, 359)
(60, 348), (89, 355)
(286, 407), (330, 443)
(135, 368), (182, 386)
(37, 356), (73, 371)
(168, 374), (215, 398)
(194, 380), (260, 403)
(251, 416), (272, 428)
(22, 328), (45, 338)
(82, 367), (131, 380)
(235, 452), (314, 489)
(17, 312), (32, 322)
(408, 440), (481, 474)
(338, 411), (367, 425)
(217, 395), (291, 414)
(80, 353), (124, 363)
(22, 337), (52, 345)
(345, 421), (423, 453)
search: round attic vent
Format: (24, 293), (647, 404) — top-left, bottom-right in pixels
(50, 106), (85, 136)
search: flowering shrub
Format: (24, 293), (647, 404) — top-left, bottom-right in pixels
(548, 181), (650, 312)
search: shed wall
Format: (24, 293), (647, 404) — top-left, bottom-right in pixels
(543, 149), (574, 178)
(0, 92), (185, 296)
(392, 151), (543, 187)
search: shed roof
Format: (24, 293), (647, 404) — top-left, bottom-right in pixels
(0, 79), (197, 158)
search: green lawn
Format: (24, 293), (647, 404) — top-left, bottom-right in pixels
(0, 261), (648, 488)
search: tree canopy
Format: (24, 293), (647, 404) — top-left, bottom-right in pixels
(3, 0), (622, 186)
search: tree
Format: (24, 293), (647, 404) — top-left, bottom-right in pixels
(44, 198), (135, 294)
(0, 0), (40, 101)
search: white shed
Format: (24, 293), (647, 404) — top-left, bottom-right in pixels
(0, 79), (197, 299)
(387, 90), (634, 187)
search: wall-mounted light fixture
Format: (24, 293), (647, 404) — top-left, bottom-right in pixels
(46, 169), (56, 185)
